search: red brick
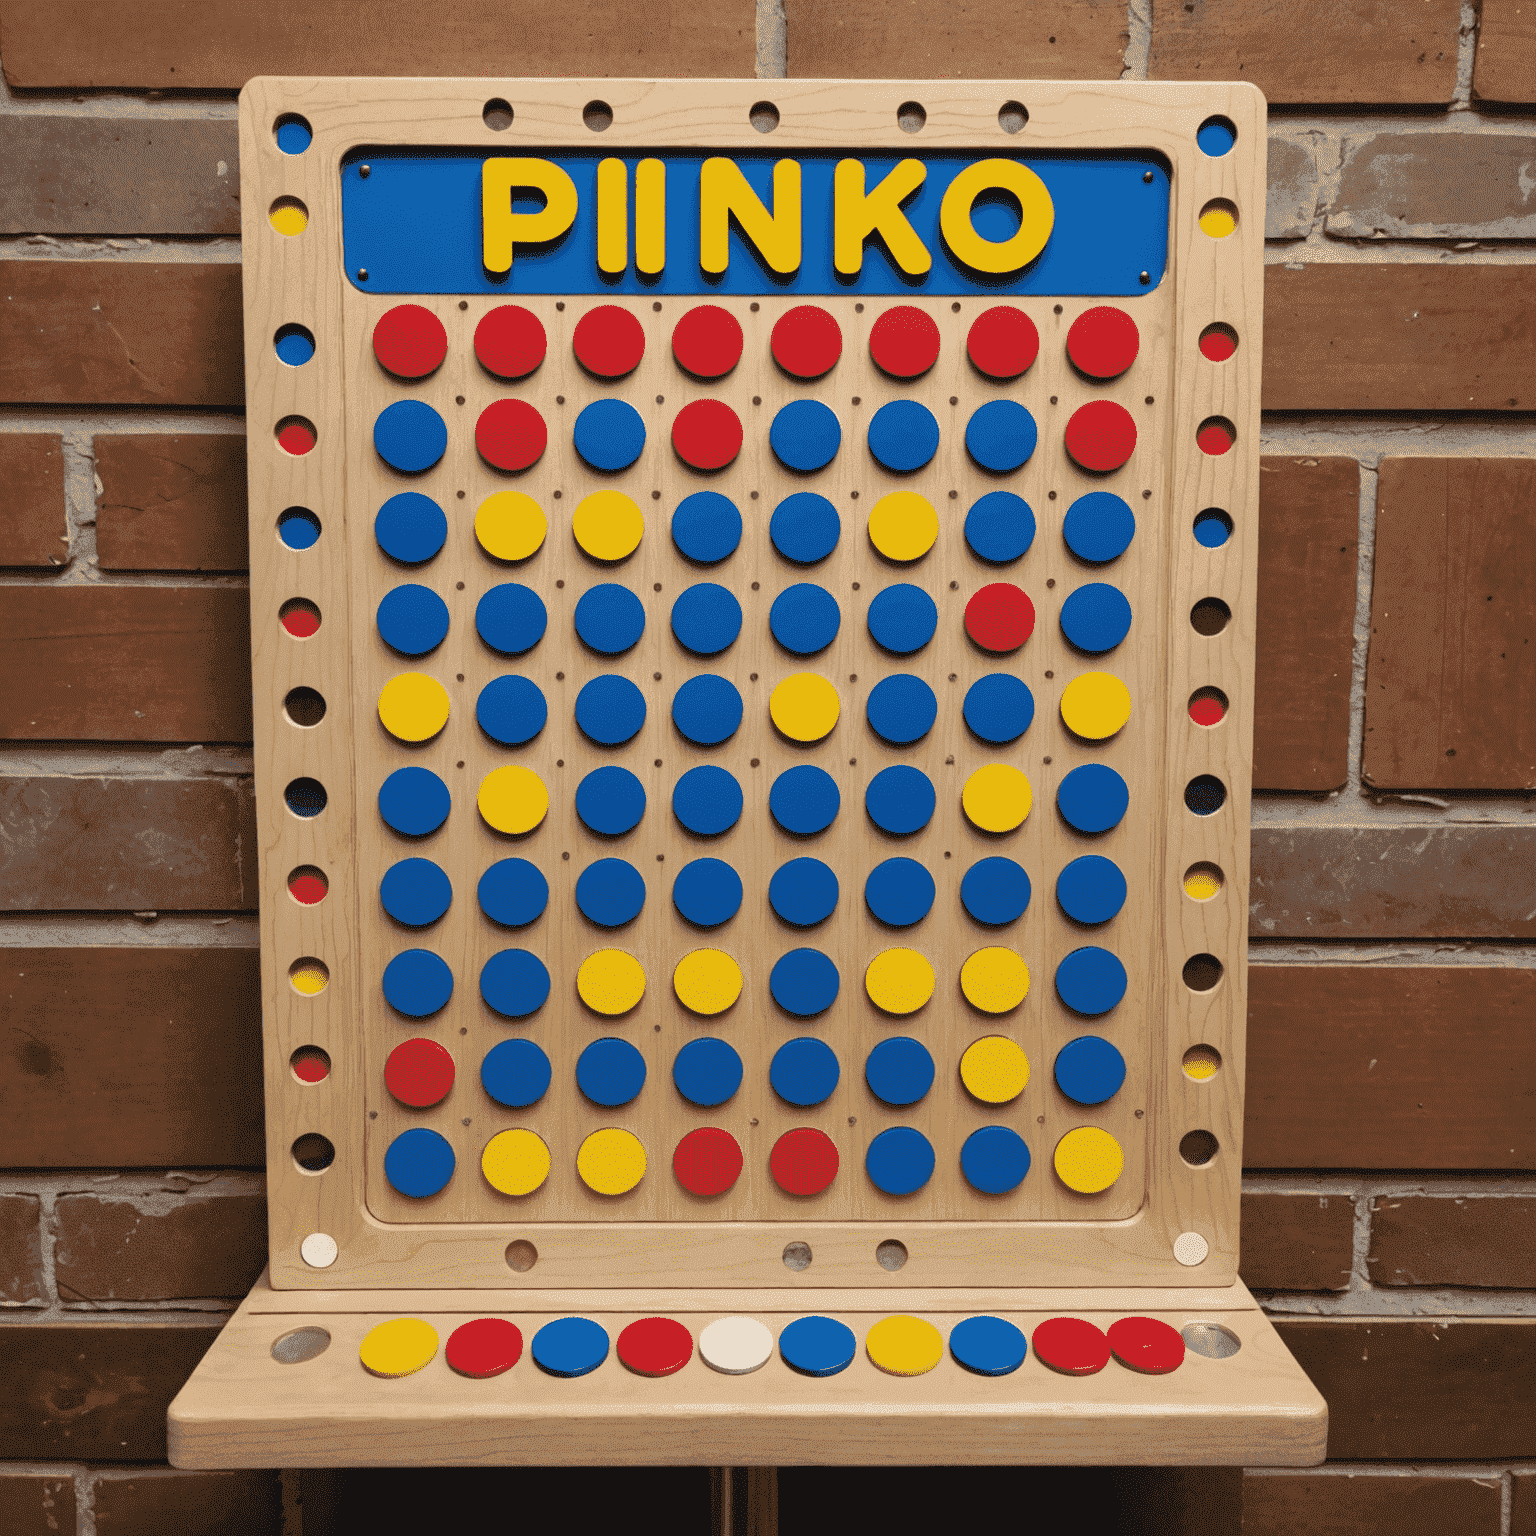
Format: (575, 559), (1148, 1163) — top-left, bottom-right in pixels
(0, 1473), (76, 1536)
(1367, 1193), (1536, 1288)
(93, 1471), (281, 1535)
(0, 432), (66, 567)
(0, 1192), (46, 1304)
(1473, 0), (1536, 103)
(1513, 1469), (1536, 1536)
(95, 434), (248, 571)
(1244, 1471), (1503, 1536)
(1239, 1192), (1353, 1291)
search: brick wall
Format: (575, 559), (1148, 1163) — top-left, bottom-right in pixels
(1, 2), (1533, 1530)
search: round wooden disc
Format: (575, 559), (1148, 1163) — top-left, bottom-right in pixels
(617, 1316), (694, 1377)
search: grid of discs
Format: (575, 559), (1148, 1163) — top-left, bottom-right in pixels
(352, 282), (1170, 1227)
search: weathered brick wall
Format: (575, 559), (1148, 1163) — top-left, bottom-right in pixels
(0, 2), (1532, 1530)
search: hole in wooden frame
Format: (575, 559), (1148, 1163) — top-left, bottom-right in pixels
(1196, 416), (1235, 456)
(782, 1240), (812, 1271)
(279, 597), (321, 638)
(290, 1045), (331, 1084)
(505, 1239), (539, 1272)
(482, 98), (514, 131)
(1190, 597), (1231, 636)
(1183, 774), (1226, 815)
(288, 957), (329, 996)
(1182, 862), (1223, 901)
(1182, 1321), (1241, 1359)
(1188, 687), (1228, 727)
(284, 776), (328, 818)
(876, 1239), (908, 1271)
(1179, 1129), (1219, 1166)
(1198, 322), (1238, 362)
(998, 100), (1027, 133)
(283, 686), (326, 727)
(750, 100), (780, 133)
(275, 416), (316, 456)
(1182, 1044), (1221, 1082)
(583, 100), (614, 132)
(1182, 953), (1224, 993)
(897, 101), (927, 133)
(288, 866), (328, 906)
(292, 1132), (335, 1172)
(271, 1326), (331, 1363)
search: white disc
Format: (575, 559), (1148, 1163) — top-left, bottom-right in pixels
(700, 1315), (774, 1375)
(1173, 1230), (1209, 1267)
(300, 1231), (338, 1268)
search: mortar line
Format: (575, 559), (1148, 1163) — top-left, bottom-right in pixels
(756, 0), (787, 80)
(1122, 0), (1151, 79)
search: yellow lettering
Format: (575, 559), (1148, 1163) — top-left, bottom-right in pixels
(699, 157), (801, 275)
(938, 160), (1054, 275)
(482, 158), (579, 275)
(834, 158), (930, 276)
(635, 158), (666, 275)
(596, 158), (628, 274)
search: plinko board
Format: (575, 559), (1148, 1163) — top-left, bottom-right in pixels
(169, 78), (1326, 1470)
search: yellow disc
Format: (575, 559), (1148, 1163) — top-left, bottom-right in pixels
(288, 958), (329, 996)
(959, 1035), (1030, 1103)
(481, 1129), (551, 1197)
(1199, 199), (1238, 238)
(1183, 863), (1223, 901)
(378, 672), (451, 743)
(1182, 1044), (1222, 1081)
(960, 948), (1030, 1014)
(866, 1314), (944, 1378)
(673, 948), (743, 1015)
(577, 1127), (647, 1196)
(475, 490), (547, 562)
(769, 672), (841, 743)
(477, 765), (549, 835)
(961, 763), (1032, 833)
(1054, 1127), (1125, 1194)
(867, 491), (938, 562)
(268, 197), (308, 236)
(359, 1317), (438, 1379)
(864, 947), (936, 1015)
(577, 948), (647, 1015)
(573, 490), (644, 562)
(1060, 671), (1132, 740)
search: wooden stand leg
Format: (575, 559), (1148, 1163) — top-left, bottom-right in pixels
(712, 1467), (779, 1536)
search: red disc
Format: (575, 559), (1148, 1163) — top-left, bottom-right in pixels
(1066, 306), (1140, 379)
(1064, 400), (1137, 473)
(573, 304), (646, 377)
(1196, 417), (1235, 456)
(372, 304), (448, 379)
(287, 868), (327, 905)
(1198, 324), (1237, 363)
(671, 305), (744, 378)
(474, 305), (547, 380)
(384, 1037), (455, 1108)
(1031, 1316), (1111, 1377)
(671, 399), (743, 471)
(279, 601), (320, 638)
(769, 1127), (839, 1196)
(964, 583), (1035, 653)
(476, 399), (547, 472)
(1107, 1316), (1186, 1375)
(673, 1127), (744, 1196)
(446, 1318), (523, 1379)
(966, 305), (1040, 380)
(276, 418), (315, 456)
(291, 1046), (329, 1084)
(869, 305), (941, 378)
(617, 1316), (695, 1378)
(771, 305), (842, 379)
(1189, 690), (1227, 726)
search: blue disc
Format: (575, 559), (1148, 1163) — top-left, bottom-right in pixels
(476, 583), (547, 655)
(576, 765), (647, 836)
(574, 584), (646, 655)
(1056, 855), (1127, 925)
(477, 857), (548, 927)
(285, 777), (327, 818)
(275, 324), (314, 366)
(1054, 1035), (1127, 1107)
(277, 508), (320, 550)
(575, 858), (646, 927)
(575, 675), (646, 746)
(769, 949), (840, 1017)
(1061, 583), (1133, 653)
(672, 765), (742, 836)
(779, 1315), (856, 1378)
(769, 857), (839, 927)
(671, 674), (742, 746)
(672, 1037), (744, 1108)
(375, 493), (446, 564)
(1057, 763), (1130, 834)
(964, 491), (1036, 564)
(381, 949), (453, 1017)
(770, 765), (841, 836)
(960, 857), (1031, 926)
(965, 400), (1037, 473)
(960, 1126), (1032, 1195)
(770, 493), (840, 563)
(378, 766), (450, 837)
(963, 674), (1035, 744)
(576, 1036), (647, 1107)
(672, 491), (742, 563)
(380, 857), (452, 927)
(1194, 508), (1233, 548)
(1055, 946), (1128, 1016)
(865, 765), (935, 835)
(1185, 774), (1227, 816)
(867, 399), (939, 473)
(1063, 492), (1135, 563)
(950, 1314), (1028, 1376)
(864, 1036), (935, 1106)
(770, 400), (841, 472)
(275, 117), (312, 154)
(573, 398), (645, 471)
(480, 1037), (552, 1108)
(477, 675), (547, 746)
(672, 857), (743, 927)
(532, 1317), (610, 1379)
(865, 1126), (936, 1196)
(770, 583), (841, 655)
(1197, 115), (1237, 156)
(377, 584), (449, 656)
(374, 399), (447, 474)
(671, 583), (742, 655)
(480, 949), (552, 1019)
(867, 584), (938, 654)
(864, 857), (935, 927)
(866, 674), (937, 745)
(769, 1036), (841, 1107)
(383, 1127), (455, 1199)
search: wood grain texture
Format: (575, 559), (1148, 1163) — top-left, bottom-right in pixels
(0, 586), (252, 741)
(1473, 0), (1536, 102)
(1245, 965), (1535, 1169)
(1244, 1471), (1503, 1536)
(1149, 0), (1459, 104)
(1364, 458), (1536, 790)
(1366, 1193), (1536, 1289)
(1263, 265), (1536, 411)
(0, 117), (240, 235)
(1252, 457), (1357, 792)
(0, 260), (243, 406)
(0, 1193), (45, 1304)
(1239, 1191), (1353, 1291)
(92, 1471), (282, 1535)
(0, 1474), (76, 1536)
(0, 431), (65, 567)
(96, 434), (249, 571)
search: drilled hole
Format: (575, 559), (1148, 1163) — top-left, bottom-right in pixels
(505, 1239), (538, 1272)
(1182, 953), (1224, 993)
(284, 777), (328, 818)
(483, 98), (514, 131)
(283, 686), (326, 727)
(583, 100), (613, 132)
(1182, 1321), (1241, 1358)
(292, 1132), (335, 1172)
(1190, 597), (1231, 636)
(876, 1239), (908, 1271)
(287, 865), (328, 905)
(998, 100), (1028, 133)
(782, 1240), (812, 1271)
(290, 1045), (331, 1084)
(897, 100), (926, 133)
(750, 100), (780, 133)
(1179, 1129), (1219, 1166)
(271, 1326), (330, 1363)
(1188, 686), (1228, 727)
(1183, 774), (1226, 816)
(1182, 1044), (1222, 1082)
